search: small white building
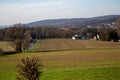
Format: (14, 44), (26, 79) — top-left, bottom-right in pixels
(94, 34), (100, 40)
(72, 34), (88, 40)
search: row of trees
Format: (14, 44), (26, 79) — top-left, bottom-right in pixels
(0, 25), (96, 40)
(98, 28), (119, 41)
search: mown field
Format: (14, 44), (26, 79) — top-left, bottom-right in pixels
(0, 39), (120, 80)
(31, 39), (120, 51)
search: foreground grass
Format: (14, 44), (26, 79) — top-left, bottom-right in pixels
(41, 66), (120, 80)
(0, 48), (120, 80)
(0, 65), (120, 80)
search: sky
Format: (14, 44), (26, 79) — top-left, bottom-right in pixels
(0, 0), (120, 25)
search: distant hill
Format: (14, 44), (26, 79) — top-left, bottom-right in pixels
(0, 25), (10, 29)
(27, 15), (120, 27)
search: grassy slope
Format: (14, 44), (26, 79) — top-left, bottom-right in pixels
(31, 39), (120, 51)
(0, 39), (120, 80)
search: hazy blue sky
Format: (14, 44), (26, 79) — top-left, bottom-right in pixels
(0, 0), (120, 25)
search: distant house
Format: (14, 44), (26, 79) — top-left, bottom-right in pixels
(94, 34), (100, 40)
(72, 34), (88, 40)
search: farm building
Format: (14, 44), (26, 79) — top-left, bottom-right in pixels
(72, 34), (88, 40)
(94, 34), (100, 40)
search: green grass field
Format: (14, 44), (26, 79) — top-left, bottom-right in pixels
(0, 39), (120, 80)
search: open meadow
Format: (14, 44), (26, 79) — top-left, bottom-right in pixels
(0, 39), (120, 80)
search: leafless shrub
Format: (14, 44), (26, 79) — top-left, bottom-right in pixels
(17, 57), (42, 80)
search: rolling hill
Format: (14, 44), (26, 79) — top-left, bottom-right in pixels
(27, 15), (120, 27)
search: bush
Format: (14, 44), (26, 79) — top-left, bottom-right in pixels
(17, 57), (42, 80)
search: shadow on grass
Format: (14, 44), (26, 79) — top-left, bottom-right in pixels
(0, 51), (16, 56)
(29, 49), (82, 53)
